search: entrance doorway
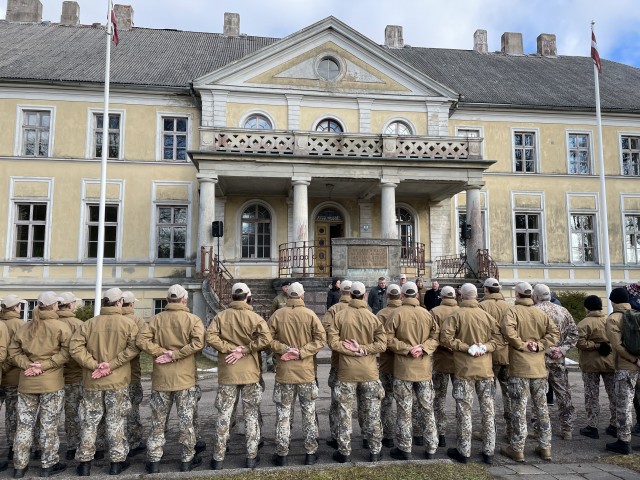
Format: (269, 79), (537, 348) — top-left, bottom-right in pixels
(315, 207), (344, 276)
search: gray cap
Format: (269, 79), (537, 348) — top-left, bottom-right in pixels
(387, 284), (401, 295)
(59, 292), (82, 305)
(1, 295), (27, 308)
(103, 287), (124, 303)
(167, 284), (188, 300)
(351, 282), (366, 295)
(440, 286), (456, 298)
(287, 282), (305, 298)
(401, 282), (418, 295)
(514, 282), (533, 295)
(38, 291), (62, 307)
(122, 291), (140, 303)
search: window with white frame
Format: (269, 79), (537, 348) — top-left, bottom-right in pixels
(14, 203), (47, 258)
(568, 133), (591, 174)
(157, 205), (187, 259)
(513, 131), (537, 173)
(396, 207), (414, 259)
(161, 117), (188, 161)
(241, 204), (271, 259)
(21, 110), (51, 157)
(93, 113), (121, 159)
(621, 135), (640, 176)
(154, 299), (167, 314)
(514, 212), (542, 262)
(86, 204), (118, 259)
(243, 114), (272, 130)
(385, 121), (412, 135)
(457, 128), (480, 138)
(570, 214), (597, 263)
(24, 300), (37, 320)
(624, 214), (640, 264)
(315, 119), (343, 133)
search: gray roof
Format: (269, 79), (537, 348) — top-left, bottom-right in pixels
(1, 21), (639, 113)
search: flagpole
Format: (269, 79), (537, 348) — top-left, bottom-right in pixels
(94, 0), (113, 315)
(592, 21), (612, 312)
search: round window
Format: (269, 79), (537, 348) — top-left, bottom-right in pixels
(317, 56), (340, 81)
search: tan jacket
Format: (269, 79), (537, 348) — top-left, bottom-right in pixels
(56, 310), (84, 384)
(377, 299), (402, 375)
(206, 301), (272, 385)
(323, 295), (351, 370)
(69, 306), (139, 391)
(327, 299), (386, 382)
(387, 297), (439, 382)
(138, 303), (205, 391)
(440, 299), (501, 380)
(577, 310), (615, 373)
(501, 298), (560, 378)
(123, 306), (147, 384)
(430, 299), (459, 374)
(605, 303), (639, 371)
(269, 298), (326, 384)
(8, 310), (72, 394)
(1, 310), (25, 387)
(0, 320), (9, 385)
(478, 293), (510, 365)
(271, 293), (287, 315)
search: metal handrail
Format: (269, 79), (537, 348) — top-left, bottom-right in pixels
(477, 249), (499, 280)
(278, 241), (324, 277)
(201, 246), (272, 320)
(400, 242), (426, 278)
(433, 249), (499, 281)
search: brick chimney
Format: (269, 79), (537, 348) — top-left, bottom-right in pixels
(537, 33), (557, 57)
(474, 29), (488, 54)
(224, 12), (239, 36)
(385, 25), (404, 49)
(6, 0), (42, 23)
(501, 32), (523, 55)
(113, 4), (133, 30)
(60, 1), (79, 26)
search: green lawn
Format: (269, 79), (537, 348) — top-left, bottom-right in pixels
(140, 352), (217, 376)
(191, 463), (491, 480)
(602, 453), (640, 473)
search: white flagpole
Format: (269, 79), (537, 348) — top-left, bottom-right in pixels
(592, 22), (612, 313)
(94, 0), (113, 315)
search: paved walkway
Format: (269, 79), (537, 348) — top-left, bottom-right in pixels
(0, 356), (638, 478)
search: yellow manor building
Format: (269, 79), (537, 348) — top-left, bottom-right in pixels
(1, 1), (639, 319)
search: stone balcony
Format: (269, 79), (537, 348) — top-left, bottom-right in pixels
(199, 127), (483, 160)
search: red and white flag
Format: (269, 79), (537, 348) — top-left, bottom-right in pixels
(109, 2), (119, 45)
(591, 30), (602, 74)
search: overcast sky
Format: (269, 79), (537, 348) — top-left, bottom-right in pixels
(2, 0), (639, 67)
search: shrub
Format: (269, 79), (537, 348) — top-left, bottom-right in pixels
(74, 304), (95, 321)
(555, 290), (588, 322)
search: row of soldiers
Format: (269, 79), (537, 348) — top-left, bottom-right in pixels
(0, 277), (637, 477)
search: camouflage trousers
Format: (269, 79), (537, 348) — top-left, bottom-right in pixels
(335, 380), (383, 455)
(508, 377), (551, 452)
(380, 371), (396, 439)
(394, 379), (437, 453)
(614, 370), (640, 442)
(64, 383), (83, 450)
(547, 363), (576, 432)
(582, 372), (616, 428)
(148, 388), (196, 462)
(329, 368), (367, 441)
(127, 383), (144, 450)
(273, 382), (319, 456)
(493, 364), (512, 435)
(213, 383), (262, 461)
(164, 383), (202, 439)
(14, 390), (64, 469)
(2, 386), (18, 447)
(433, 371), (455, 436)
(76, 387), (131, 462)
(452, 377), (495, 457)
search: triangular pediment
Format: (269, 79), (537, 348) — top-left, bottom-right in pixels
(193, 17), (458, 99)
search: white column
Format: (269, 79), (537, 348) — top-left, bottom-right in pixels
(380, 180), (398, 239)
(292, 178), (310, 243)
(196, 175), (218, 273)
(466, 185), (483, 275)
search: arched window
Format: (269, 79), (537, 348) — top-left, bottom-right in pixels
(384, 121), (412, 136)
(316, 119), (343, 133)
(241, 204), (271, 259)
(243, 114), (272, 130)
(396, 207), (414, 259)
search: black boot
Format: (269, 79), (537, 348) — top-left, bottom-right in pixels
(127, 445), (146, 457)
(0, 461), (7, 472)
(304, 453), (318, 465)
(145, 462), (160, 474)
(245, 456), (259, 469)
(109, 460), (130, 475)
(66, 449), (76, 461)
(195, 440), (206, 455)
(94, 450), (105, 460)
(447, 448), (469, 464)
(390, 448), (412, 460)
(606, 439), (632, 455)
(12, 467), (28, 479)
(76, 462), (91, 477)
(332, 451), (350, 463)
(326, 438), (338, 449)
(580, 426), (599, 439)
(209, 459), (223, 470)
(40, 462), (67, 477)
(438, 434), (446, 447)
(180, 456), (201, 472)
(271, 454), (287, 467)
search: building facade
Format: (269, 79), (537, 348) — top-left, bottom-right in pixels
(1, 1), (639, 319)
